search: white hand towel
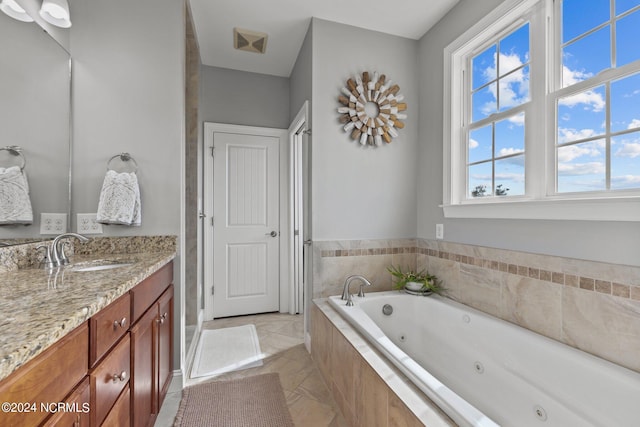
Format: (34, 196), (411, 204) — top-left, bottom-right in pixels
(0, 166), (33, 225)
(96, 170), (141, 226)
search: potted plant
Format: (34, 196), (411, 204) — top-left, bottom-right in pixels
(387, 265), (443, 295)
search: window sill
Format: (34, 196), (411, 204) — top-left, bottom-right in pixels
(441, 196), (640, 221)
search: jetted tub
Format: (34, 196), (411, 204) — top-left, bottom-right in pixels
(328, 291), (640, 427)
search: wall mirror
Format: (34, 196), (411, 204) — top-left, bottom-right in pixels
(0, 6), (71, 245)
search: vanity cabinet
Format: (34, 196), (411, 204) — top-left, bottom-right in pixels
(0, 324), (89, 427)
(0, 259), (174, 427)
(131, 283), (174, 427)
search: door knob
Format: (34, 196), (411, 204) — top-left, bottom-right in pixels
(266, 231), (278, 237)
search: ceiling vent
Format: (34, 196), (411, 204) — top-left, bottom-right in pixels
(233, 28), (268, 54)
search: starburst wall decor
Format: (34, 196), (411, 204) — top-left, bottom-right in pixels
(337, 71), (407, 146)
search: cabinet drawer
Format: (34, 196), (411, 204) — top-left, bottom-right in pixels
(90, 293), (131, 367)
(101, 386), (130, 427)
(0, 323), (88, 427)
(90, 334), (130, 427)
(41, 377), (90, 427)
(130, 262), (173, 324)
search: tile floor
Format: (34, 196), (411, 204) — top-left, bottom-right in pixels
(155, 312), (348, 427)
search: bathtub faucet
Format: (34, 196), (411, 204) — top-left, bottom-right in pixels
(341, 275), (372, 306)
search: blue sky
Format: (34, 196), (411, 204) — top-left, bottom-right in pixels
(468, 0), (640, 196)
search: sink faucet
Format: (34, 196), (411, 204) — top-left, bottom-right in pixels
(51, 233), (90, 267)
(341, 275), (372, 306)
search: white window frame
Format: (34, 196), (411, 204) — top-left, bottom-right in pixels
(443, 0), (640, 221)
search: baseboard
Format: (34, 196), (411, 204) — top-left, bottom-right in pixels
(168, 370), (183, 393)
(305, 331), (311, 353)
(184, 315), (203, 384)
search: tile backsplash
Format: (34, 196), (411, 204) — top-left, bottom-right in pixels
(313, 238), (640, 373)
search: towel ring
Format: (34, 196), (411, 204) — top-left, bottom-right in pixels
(107, 152), (138, 173)
(0, 146), (26, 171)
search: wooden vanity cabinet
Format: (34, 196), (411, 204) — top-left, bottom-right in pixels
(0, 323), (88, 427)
(0, 260), (173, 427)
(130, 283), (174, 427)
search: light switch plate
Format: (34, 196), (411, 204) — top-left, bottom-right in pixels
(40, 213), (67, 235)
(77, 213), (103, 234)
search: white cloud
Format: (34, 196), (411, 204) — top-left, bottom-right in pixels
(557, 141), (604, 162)
(495, 172), (525, 182)
(508, 112), (525, 126)
(611, 174), (640, 187)
(615, 142), (640, 158)
(557, 128), (597, 144)
(628, 119), (640, 129)
(498, 147), (524, 157)
(557, 161), (605, 176)
(559, 66), (605, 112)
(481, 53), (529, 116)
(562, 65), (592, 86)
(469, 139), (479, 149)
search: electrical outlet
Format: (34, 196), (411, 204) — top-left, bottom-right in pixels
(435, 223), (444, 240)
(77, 213), (103, 234)
(40, 213), (67, 235)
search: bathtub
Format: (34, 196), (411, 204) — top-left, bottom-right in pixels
(328, 291), (640, 427)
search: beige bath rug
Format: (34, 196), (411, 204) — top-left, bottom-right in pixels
(191, 324), (263, 378)
(173, 373), (294, 427)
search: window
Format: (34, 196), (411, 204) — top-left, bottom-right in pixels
(554, 0), (640, 193)
(468, 23), (529, 198)
(443, 0), (640, 221)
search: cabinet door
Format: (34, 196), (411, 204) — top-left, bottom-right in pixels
(130, 304), (157, 427)
(101, 386), (130, 427)
(157, 284), (174, 409)
(41, 377), (90, 427)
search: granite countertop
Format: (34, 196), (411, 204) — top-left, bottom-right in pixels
(0, 250), (175, 382)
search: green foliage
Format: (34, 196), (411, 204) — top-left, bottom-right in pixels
(386, 265), (444, 294)
(471, 185), (487, 197)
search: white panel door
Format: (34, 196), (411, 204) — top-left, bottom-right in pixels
(212, 131), (280, 318)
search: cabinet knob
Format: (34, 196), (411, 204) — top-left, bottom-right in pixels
(113, 317), (127, 329)
(157, 312), (168, 324)
(112, 371), (127, 383)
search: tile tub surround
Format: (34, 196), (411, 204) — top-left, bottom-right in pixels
(311, 300), (455, 427)
(313, 239), (418, 299)
(0, 242), (176, 381)
(313, 238), (640, 373)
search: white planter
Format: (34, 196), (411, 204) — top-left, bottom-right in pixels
(405, 281), (423, 292)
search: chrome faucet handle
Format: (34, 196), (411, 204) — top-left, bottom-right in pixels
(58, 241), (71, 265)
(36, 244), (55, 269)
(358, 284), (368, 297)
(346, 293), (355, 306)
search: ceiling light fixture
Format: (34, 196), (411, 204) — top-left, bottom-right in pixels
(39, 0), (71, 28)
(233, 28), (268, 54)
(0, 0), (34, 22)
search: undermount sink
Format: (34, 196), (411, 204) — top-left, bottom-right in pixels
(68, 259), (135, 272)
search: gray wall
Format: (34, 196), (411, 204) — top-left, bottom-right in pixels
(416, 0), (640, 267)
(289, 22), (313, 124)
(311, 19), (419, 241)
(70, 0), (184, 366)
(200, 65), (291, 129)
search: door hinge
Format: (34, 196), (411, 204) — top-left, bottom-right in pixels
(211, 216), (214, 226)
(210, 146), (215, 157)
(211, 285), (215, 295)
